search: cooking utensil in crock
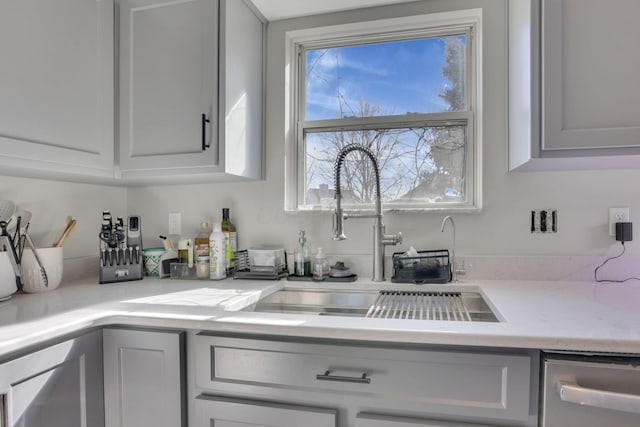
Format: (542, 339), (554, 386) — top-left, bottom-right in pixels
(54, 219), (76, 247)
(0, 200), (16, 223)
(24, 234), (48, 287)
(52, 216), (73, 247)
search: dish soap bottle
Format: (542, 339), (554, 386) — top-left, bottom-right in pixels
(221, 208), (237, 273)
(294, 230), (310, 276)
(208, 221), (226, 280)
(312, 247), (330, 281)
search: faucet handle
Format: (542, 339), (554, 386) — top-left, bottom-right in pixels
(383, 231), (402, 246)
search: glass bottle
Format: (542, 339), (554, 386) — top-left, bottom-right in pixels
(294, 230), (310, 276)
(221, 208), (237, 273)
(194, 222), (212, 258)
(312, 247), (330, 281)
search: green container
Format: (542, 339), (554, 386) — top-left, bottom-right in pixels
(143, 247), (165, 277)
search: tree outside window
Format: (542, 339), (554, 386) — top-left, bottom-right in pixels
(300, 34), (470, 209)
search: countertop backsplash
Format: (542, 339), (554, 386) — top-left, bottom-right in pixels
(58, 252), (640, 287)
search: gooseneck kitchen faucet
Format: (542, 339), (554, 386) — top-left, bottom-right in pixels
(333, 144), (402, 282)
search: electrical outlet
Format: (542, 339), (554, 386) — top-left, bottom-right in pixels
(609, 207), (630, 236)
(530, 209), (557, 233)
(168, 212), (181, 235)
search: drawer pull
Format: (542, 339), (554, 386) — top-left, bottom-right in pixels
(316, 370), (371, 384)
(558, 381), (640, 414)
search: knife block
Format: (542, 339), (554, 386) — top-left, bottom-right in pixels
(99, 247), (144, 284)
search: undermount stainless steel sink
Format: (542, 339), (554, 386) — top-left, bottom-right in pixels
(245, 288), (499, 322)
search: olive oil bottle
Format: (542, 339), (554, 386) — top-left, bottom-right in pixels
(221, 208), (237, 273)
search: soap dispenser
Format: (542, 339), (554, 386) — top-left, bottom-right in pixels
(312, 247), (330, 281)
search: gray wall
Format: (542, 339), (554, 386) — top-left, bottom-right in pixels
(2, 0), (639, 276)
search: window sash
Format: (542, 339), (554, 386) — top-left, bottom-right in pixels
(297, 113), (474, 210)
(286, 10), (481, 212)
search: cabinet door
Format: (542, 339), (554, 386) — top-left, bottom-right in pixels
(218, 0), (264, 180)
(193, 395), (336, 427)
(103, 328), (185, 427)
(542, 0), (640, 153)
(118, 0), (219, 177)
(0, 330), (104, 427)
(356, 412), (497, 427)
(0, 0), (114, 178)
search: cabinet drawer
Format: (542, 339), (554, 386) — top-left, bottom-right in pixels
(194, 334), (533, 423)
(194, 394), (336, 427)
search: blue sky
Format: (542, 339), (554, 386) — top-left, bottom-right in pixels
(305, 36), (461, 120)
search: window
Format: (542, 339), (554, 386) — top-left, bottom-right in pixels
(285, 10), (482, 211)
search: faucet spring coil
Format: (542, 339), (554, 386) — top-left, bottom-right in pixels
(333, 144), (381, 201)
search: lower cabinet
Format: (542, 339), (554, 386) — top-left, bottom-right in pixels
(194, 394), (337, 427)
(103, 328), (186, 427)
(355, 413), (497, 427)
(0, 330), (104, 427)
(191, 333), (539, 427)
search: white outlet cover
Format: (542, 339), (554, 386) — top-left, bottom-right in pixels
(609, 207), (630, 236)
(168, 212), (181, 235)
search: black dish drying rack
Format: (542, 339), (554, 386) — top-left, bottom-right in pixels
(391, 249), (451, 284)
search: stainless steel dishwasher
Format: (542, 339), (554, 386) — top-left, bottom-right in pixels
(542, 353), (640, 426)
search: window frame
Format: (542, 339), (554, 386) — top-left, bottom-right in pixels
(284, 9), (483, 212)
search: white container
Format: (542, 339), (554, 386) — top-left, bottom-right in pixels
(248, 248), (285, 271)
(21, 246), (63, 293)
(209, 222), (226, 280)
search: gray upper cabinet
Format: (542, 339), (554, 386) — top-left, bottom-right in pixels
(0, 330), (104, 427)
(0, 0), (115, 181)
(118, 0), (264, 184)
(509, 0), (640, 171)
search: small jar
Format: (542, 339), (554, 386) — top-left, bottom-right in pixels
(196, 256), (210, 279)
(312, 247), (330, 281)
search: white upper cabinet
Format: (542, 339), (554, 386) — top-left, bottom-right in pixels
(118, 0), (264, 183)
(0, 0), (115, 180)
(509, 0), (640, 171)
(118, 0), (218, 178)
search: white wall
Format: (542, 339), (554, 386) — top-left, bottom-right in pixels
(126, 0), (640, 270)
(0, 176), (126, 259)
(3, 0), (639, 280)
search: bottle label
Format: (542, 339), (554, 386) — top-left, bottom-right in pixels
(194, 243), (209, 257)
(224, 231), (237, 270)
(209, 236), (227, 279)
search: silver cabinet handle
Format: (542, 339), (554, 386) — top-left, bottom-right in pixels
(558, 381), (640, 414)
(316, 370), (370, 384)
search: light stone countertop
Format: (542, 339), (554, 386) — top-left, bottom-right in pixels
(0, 276), (639, 359)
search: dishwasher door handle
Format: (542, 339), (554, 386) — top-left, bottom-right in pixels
(558, 381), (640, 414)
